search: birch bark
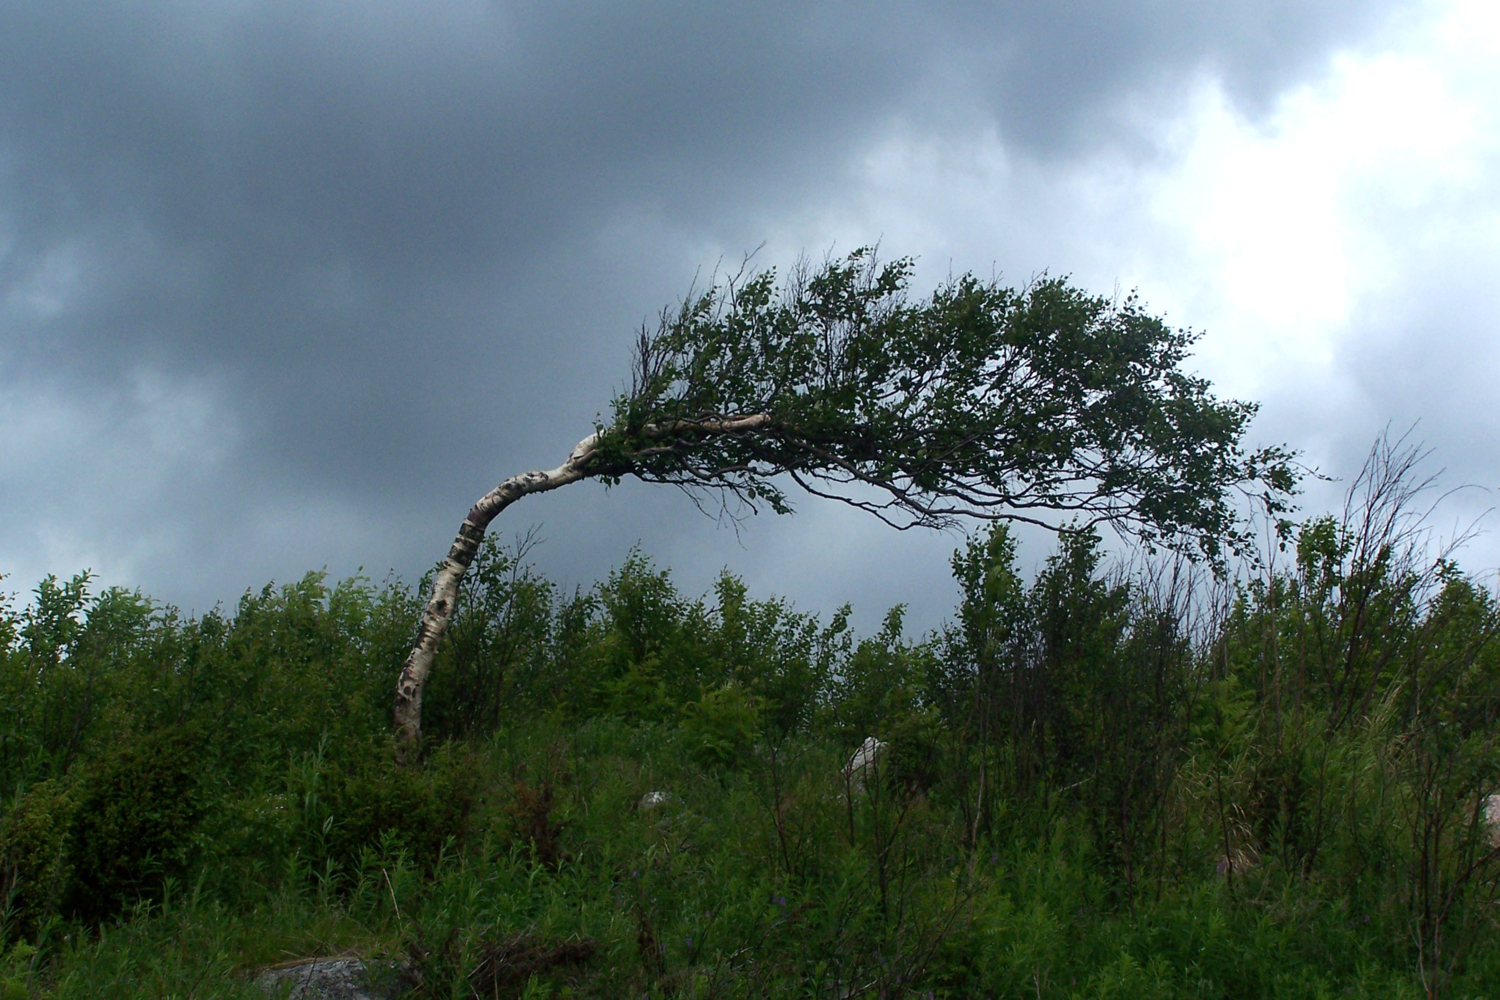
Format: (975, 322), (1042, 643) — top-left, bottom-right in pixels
(393, 413), (775, 748)
(392, 432), (599, 746)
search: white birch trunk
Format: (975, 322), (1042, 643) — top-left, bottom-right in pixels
(393, 431), (599, 746)
(392, 413), (773, 749)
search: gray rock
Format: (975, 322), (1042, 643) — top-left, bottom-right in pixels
(842, 736), (887, 792)
(638, 790), (672, 810)
(255, 955), (413, 1000)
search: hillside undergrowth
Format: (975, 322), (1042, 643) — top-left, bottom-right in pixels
(0, 439), (1497, 998)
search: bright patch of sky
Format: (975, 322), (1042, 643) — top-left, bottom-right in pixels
(781, 0), (1494, 407)
(719, 0), (1500, 607)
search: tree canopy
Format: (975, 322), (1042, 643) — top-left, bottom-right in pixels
(595, 249), (1295, 559)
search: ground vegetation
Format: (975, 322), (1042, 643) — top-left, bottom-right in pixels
(0, 436), (1495, 998)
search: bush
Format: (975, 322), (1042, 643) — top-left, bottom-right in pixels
(62, 727), (207, 924)
(679, 683), (761, 768)
(312, 741), (479, 875)
(0, 779), (76, 939)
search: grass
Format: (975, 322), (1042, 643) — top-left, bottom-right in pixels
(6, 716), (1489, 998)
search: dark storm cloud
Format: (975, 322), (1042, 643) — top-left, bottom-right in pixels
(915, 1), (1407, 152)
(1, 0), (1410, 355)
(0, 0), (1421, 619)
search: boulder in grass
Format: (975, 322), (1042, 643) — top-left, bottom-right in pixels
(638, 790), (673, 811)
(842, 737), (888, 792)
(255, 955), (414, 1000)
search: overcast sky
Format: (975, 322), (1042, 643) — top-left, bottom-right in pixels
(2, 0), (1497, 633)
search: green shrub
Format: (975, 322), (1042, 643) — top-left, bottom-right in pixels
(313, 741), (479, 874)
(63, 727), (207, 924)
(0, 779), (76, 939)
(679, 682), (761, 768)
(0, 941), (35, 1000)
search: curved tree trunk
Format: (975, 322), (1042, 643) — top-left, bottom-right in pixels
(393, 413), (774, 751)
(393, 431), (600, 747)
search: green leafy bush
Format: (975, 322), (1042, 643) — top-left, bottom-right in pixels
(312, 741), (479, 875)
(679, 682), (761, 768)
(0, 941), (36, 1000)
(0, 779), (76, 939)
(62, 727), (206, 924)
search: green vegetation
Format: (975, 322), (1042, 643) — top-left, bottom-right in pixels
(0, 438), (1497, 997)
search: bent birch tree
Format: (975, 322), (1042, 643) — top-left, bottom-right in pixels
(394, 250), (1297, 746)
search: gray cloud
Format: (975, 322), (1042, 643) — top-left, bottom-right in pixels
(0, 0), (1437, 628)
